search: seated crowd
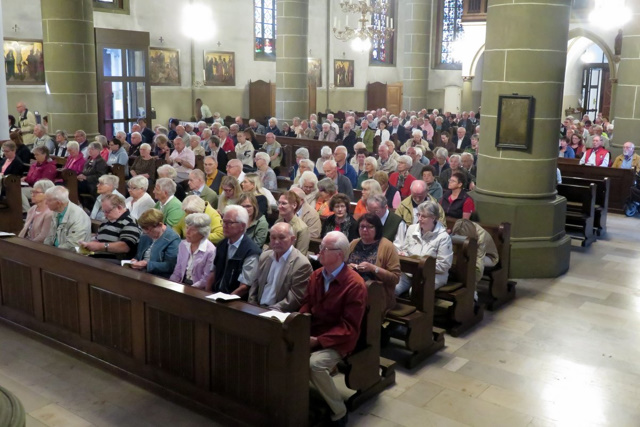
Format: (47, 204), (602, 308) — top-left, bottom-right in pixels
(6, 107), (505, 426)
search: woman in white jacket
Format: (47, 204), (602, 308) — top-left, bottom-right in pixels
(395, 200), (453, 295)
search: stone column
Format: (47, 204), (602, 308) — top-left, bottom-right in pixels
(41, 0), (98, 136)
(403, 0), (431, 111)
(0, 6), (9, 141)
(275, 0), (309, 122)
(473, 0), (572, 278)
(461, 76), (474, 112)
(610, 10), (640, 147)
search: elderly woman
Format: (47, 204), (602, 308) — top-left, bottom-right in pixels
(21, 146), (57, 211)
(78, 141), (108, 197)
(126, 175), (155, 220)
(315, 145), (334, 175)
(354, 179), (383, 220)
(157, 163), (186, 201)
(254, 151), (277, 190)
(432, 147), (450, 177)
(349, 148), (368, 179)
(315, 177), (337, 217)
(438, 154), (473, 190)
(10, 132), (31, 164)
(96, 135), (110, 161)
(348, 213), (401, 313)
(291, 147), (310, 182)
(130, 208), (181, 278)
(173, 195), (224, 245)
(441, 171), (475, 220)
(321, 193), (358, 240)
(235, 129), (255, 167)
(375, 120), (390, 144)
(170, 213), (216, 289)
(218, 175), (242, 213)
(130, 143), (156, 185)
(239, 193), (269, 247)
(189, 135), (205, 156)
(281, 122), (296, 138)
(0, 141), (26, 176)
(62, 141), (86, 175)
(373, 170), (401, 210)
(19, 179), (55, 243)
(152, 134), (172, 160)
(356, 156), (379, 190)
(241, 173), (271, 215)
(293, 158), (315, 185)
(53, 130), (70, 157)
(297, 170), (319, 205)
(396, 200), (453, 294)
(107, 138), (129, 175)
(90, 174), (123, 221)
(401, 129), (431, 154)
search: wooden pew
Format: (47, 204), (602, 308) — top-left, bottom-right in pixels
(0, 175), (23, 233)
(562, 176), (609, 237)
(558, 158), (633, 214)
(255, 134), (338, 178)
(387, 256), (445, 368)
(195, 154), (204, 172)
(0, 237), (310, 426)
(434, 236), (484, 337)
(60, 170), (79, 205)
(109, 164), (127, 196)
(557, 182), (597, 247)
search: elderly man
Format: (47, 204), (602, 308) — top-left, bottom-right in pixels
(300, 231), (367, 427)
(461, 152), (477, 179)
(275, 191), (310, 255)
(612, 142), (640, 170)
(234, 116), (246, 131)
(43, 186), (91, 250)
(16, 101), (37, 148)
(226, 159), (246, 184)
(262, 132), (283, 173)
(395, 180), (445, 226)
(377, 144), (398, 175)
(78, 141), (108, 197)
(298, 120), (315, 139)
(326, 113), (340, 134)
(79, 193), (141, 261)
(248, 222), (313, 312)
(249, 119), (266, 135)
(358, 118), (375, 152)
(153, 178), (185, 226)
(32, 124), (55, 153)
(586, 125), (610, 149)
(188, 169), (218, 207)
(75, 130), (90, 158)
(323, 159), (354, 201)
(204, 155), (226, 193)
(318, 122), (337, 142)
(389, 155), (416, 199)
(366, 194), (406, 244)
(169, 137), (195, 182)
(452, 127), (471, 151)
(407, 147), (426, 178)
(579, 135), (610, 167)
(390, 116), (408, 143)
(206, 205), (261, 297)
(290, 186), (321, 239)
(334, 146), (357, 188)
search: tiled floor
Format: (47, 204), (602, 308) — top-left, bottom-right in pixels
(2, 214), (640, 426)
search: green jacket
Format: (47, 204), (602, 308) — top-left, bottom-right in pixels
(362, 129), (375, 152)
(155, 196), (184, 227)
(395, 195), (446, 227)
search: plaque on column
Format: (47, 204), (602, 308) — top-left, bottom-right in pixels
(495, 95), (535, 150)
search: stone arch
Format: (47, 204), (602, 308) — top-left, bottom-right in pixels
(567, 27), (617, 80)
(467, 44), (485, 78)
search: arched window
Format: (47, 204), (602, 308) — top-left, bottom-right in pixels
(370, 0), (395, 65)
(437, 0), (464, 68)
(254, 0), (277, 60)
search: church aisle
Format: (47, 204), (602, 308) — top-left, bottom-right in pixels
(1, 214), (640, 426)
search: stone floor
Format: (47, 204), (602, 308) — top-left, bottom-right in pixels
(2, 214), (640, 426)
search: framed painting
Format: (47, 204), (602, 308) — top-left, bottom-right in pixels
(308, 58), (322, 87)
(495, 95), (535, 150)
(149, 47), (181, 86)
(334, 59), (354, 88)
(3, 39), (44, 85)
(203, 51), (235, 86)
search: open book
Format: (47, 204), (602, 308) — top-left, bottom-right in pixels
(0, 232), (16, 237)
(258, 310), (290, 323)
(206, 292), (241, 301)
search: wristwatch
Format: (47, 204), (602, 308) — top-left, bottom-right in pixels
(374, 267), (379, 274)
(104, 242), (109, 252)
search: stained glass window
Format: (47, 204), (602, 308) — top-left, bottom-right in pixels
(440, 0), (464, 65)
(370, 0), (395, 65)
(255, 0), (277, 60)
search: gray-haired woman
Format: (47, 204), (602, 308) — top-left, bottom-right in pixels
(19, 179), (55, 243)
(170, 213), (217, 289)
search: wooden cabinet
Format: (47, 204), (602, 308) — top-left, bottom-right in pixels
(366, 82), (403, 115)
(249, 80), (275, 123)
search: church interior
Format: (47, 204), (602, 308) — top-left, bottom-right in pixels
(1, 0), (640, 426)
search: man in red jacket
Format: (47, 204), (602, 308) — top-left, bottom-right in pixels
(299, 231), (367, 426)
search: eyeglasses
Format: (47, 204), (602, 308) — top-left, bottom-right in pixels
(222, 220), (241, 226)
(359, 224), (375, 230)
(30, 190), (44, 195)
(103, 206), (116, 215)
(318, 245), (341, 253)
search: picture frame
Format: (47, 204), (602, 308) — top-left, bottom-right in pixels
(495, 95), (535, 150)
(334, 59), (354, 88)
(203, 51), (235, 86)
(308, 58), (322, 87)
(149, 47), (181, 86)
(3, 39), (45, 85)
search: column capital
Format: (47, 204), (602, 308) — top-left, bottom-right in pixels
(462, 76), (474, 82)
(610, 78), (619, 84)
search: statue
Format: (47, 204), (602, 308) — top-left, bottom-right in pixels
(615, 29), (623, 56)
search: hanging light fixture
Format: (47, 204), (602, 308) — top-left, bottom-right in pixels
(333, 0), (394, 51)
(589, 0), (631, 26)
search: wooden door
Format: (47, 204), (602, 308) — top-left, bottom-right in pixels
(387, 83), (403, 115)
(308, 83), (316, 116)
(367, 82), (387, 111)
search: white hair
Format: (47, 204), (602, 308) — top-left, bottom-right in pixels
(156, 177), (177, 196)
(254, 152), (271, 163)
(364, 156), (378, 170)
(34, 179), (55, 193)
(461, 152), (474, 161)
(128, 175), (149, 191)
(140, 143), (151, 151)
(197, 121), (206, 127)
(299, 159), (315, 170)
(45, 186), (69, 203)
(323, 159), (337, 169)
(157, 164), (177, 179)
(414, 147), (423, 157)
(224, 205), (249, 227)
(299, 171), (318, 187)
(449, 154), (461, 162)
(185, 213), (211, 239)
(398, 155), (413, 167)
(269, 117), (278, 125)
(67, 141), (79, 151)
(324, 231), (350, 261)
(181, 195), (206, 213)
(412, 129), (423, 138)
(98, 174), (119, 188)
(296, 147), (310, 159)
(334, 146), (347, 155)
(321, 146), (332, 157)
(131, 131), (142, 139)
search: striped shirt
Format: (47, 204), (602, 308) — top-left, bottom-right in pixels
(96, 210), (141, 259)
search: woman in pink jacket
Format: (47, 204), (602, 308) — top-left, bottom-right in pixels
(23, 146), (57, 186)
(170, 213), (216, 289)
(62, 141), (86, 175)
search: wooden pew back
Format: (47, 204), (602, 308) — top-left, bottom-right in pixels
(255, 134), (338, 177)
(0, 175), (23, 233)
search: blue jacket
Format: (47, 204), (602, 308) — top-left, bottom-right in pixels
(135, 226), (181, 278)
(338, 162), (358, 188)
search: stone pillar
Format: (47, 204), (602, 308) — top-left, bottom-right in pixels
(275, 0), (309, 122)
(0, 6), (9, 141)
(403, 0), (431, 111)
(473, 0), (572, 278)
(41, 0), (98, 136)
(461, 76), (474, 112)
(610, 10), (640, 147)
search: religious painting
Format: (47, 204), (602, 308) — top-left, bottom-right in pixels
(149, 47), (181, 86)
(3, 39), (45, 85)
(495, 95), (535, 150)
(203, 51), (235, 86)
(308, 58), (322, 87)
(334, 59), (354, 88)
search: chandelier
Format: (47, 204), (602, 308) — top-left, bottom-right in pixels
(333, 0), (395, 51)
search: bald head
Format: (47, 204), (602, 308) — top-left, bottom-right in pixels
(410, 180), (428, 204)
(290, 186), (306, 202)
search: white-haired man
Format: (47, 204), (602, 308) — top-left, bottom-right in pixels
(377, 144), (397, 175)
(206, 205), (261, 297)
(389, 155), (416, 199)
(16, 101), (37, 148)
(43, 186), (91, 250)
(323, 159), (354, 201)
(612, 142), (640, 170)
(334, 146), (358, 188)
(318, 122), (337, 142)
(169, 137), (195, 181)
(188, 169), (218, 207)
(153, 177), (185, 226)
(32, 124), (55, 153)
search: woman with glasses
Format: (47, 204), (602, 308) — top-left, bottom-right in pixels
(19, 179), (55, 243)
(239, 193), (268, 247)
(315, 178), (337, 217)
(0, 141), (26, 176)
(347, 213), (401, 313)
(125, 175), (155, 220)
(90, 174), (123, 221)
(321, 193), (358, 241)
(62, 141), (85, 175)
(440, 171), (475, 220)
(170, 213), (216, 289)
(217, 175), (242, 213)
(21, 146), (57, 212)
(297, 171), (318, 206)
(107, 138), (130, 175)
(356, 155), (378, 190)
(396, 200), (453, 295)
(131, 208), (181, 278)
